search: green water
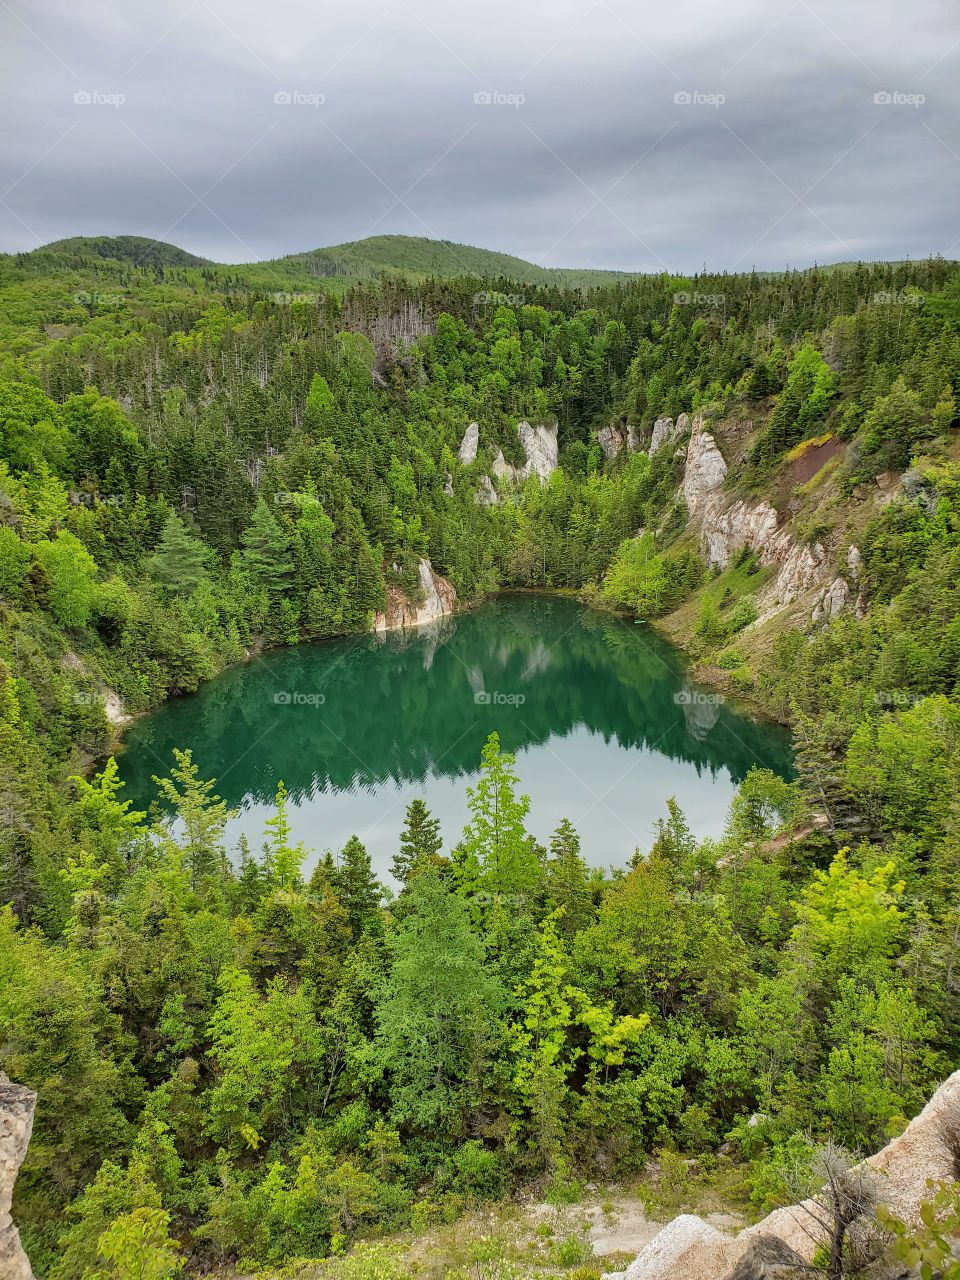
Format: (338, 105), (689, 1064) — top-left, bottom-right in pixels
(117, 594), (793, 879)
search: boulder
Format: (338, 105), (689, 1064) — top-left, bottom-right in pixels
(0, 1074), (36, 1280)
(722, 1234), (804, 1279)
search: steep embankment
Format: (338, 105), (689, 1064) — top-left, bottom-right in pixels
(599, 405), (917, 695)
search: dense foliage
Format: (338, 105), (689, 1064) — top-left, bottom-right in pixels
(2, 240), (960, 1277)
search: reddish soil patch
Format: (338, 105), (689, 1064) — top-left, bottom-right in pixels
(784, 435), (844, 486)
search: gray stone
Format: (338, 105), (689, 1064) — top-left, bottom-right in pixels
(0, 1074), (36, 1280)
(458, 421), (479, 464)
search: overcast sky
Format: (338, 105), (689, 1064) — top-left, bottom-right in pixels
(0, 0), (956, 272)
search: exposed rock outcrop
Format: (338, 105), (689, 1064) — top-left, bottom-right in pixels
(490, 422), (558, 485)
(598, 420), (642, 459)
(372, 559), (457, 634)
(467, 420), (558, 497)
(622, 1068), (960, 1280)
(682, 415), (728, 517)
(598, 422), (628, 460)
(458, 421), (479, 465)
(680, 419), (855, 618)
(811, 576), (849, 623)
(846, 543), (862, 583)
(491, 449), (515, 481)
(649, 413), (690, 458)
(0, 1074), (36, 1280)
(518, 420), (559, 481)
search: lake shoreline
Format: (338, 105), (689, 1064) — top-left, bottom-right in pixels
(115, 594), (795, 876)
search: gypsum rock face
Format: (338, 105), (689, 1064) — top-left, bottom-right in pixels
(0, 1074), (37, 1280)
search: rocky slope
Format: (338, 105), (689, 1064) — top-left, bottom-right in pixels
(680, 414), (864, 622)
(458, 419), (559, 502)
(0, 1074), (36, 1280)
(607, 1068), (960, 1280)
(592, 406), (862, 624)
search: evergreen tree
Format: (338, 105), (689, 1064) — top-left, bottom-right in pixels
(152, 749), (231, 889)
(545, 818), (593, 937)
(373, 868), (503, 1132)
(147, 512), (210, 596)
(392, 799), (443, 883)
(262, 780), (307, 889)
(459, 732), (541, 904)
(239, 499), (293, 597)
(332, 835), (382, 938)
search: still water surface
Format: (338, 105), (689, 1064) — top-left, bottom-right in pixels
(117, 594), (793, 880)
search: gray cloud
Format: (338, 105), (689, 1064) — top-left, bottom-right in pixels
(0, 0), (957, 270)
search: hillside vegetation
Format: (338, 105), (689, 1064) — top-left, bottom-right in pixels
(2, 243), (960, 1278)
(13, 232), (636, 297)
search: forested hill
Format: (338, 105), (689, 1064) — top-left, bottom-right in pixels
(13, 232), (638, 295)
(3, 243), (960, 1277)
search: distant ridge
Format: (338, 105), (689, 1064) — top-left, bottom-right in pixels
(39, 235), (208, 270)
(21, 233), (639, 293)
(13, 233), (949, 296)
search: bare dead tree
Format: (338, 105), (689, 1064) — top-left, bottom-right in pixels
(781, 1139), (888, 1280)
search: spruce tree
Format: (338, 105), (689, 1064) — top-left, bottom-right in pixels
(545, 818), (593, 937)
(332, 835), (383, 938)
(392, 798), (443, 883)
(147, 511), (210, 595)
(238, 499), (293, 597)
(373, 868), (503, 1131)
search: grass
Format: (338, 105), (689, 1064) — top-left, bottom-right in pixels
(276, 1161), (756, 1280)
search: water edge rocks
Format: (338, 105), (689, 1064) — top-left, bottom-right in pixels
(372, 559), (457, 633)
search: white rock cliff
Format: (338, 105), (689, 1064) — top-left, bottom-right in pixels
(458, 421), (479, 465)
(0, 1074), (36, 1280)
(467, 420), (559, 499)
(680, 415), (854, 618)
(649, 412), (690, 458)
(372, 558), (457, 634)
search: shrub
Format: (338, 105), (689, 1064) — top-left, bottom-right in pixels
(553, 1233), (593, 1266)
(715, 647), (746, 669)
(450, 1141), (505, 1201)
(725, 597), (758, 633)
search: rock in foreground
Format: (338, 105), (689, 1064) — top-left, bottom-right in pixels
(620, 1069), (960, 1280)
(0, 1073), (36, 1280)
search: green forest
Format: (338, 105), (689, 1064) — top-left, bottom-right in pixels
(3, 237), (960, 1278)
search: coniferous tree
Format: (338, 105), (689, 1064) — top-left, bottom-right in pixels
(146, 512), (210, 596)
(332, 835), (383, 938)
(373, 868), (503, 1132)
(238, 499), (293, 597)
(392, 799), (443, 883)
